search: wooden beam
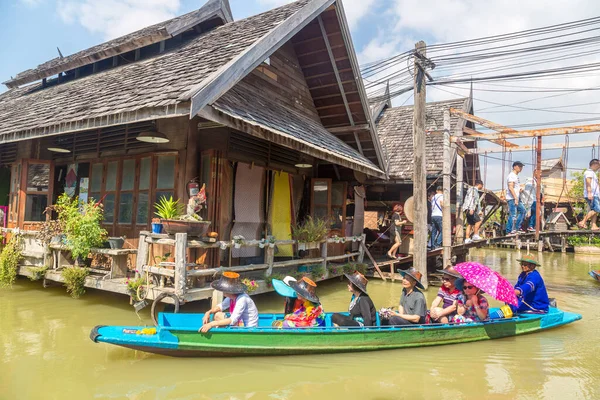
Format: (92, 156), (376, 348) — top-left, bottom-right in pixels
(467, 139), (600, 154)
(327, 124), (369, 134)
(442, 110), (451, 267)
(453, 123), (600, 141)
(450, 108), (517, 133)
(463, 127), (519, 148)
(317, 15), (362, 154)
(185, 0), (336, 117)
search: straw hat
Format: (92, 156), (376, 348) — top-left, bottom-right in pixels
(517, 257), (541, 267)
(403, 196), (414, 223)
(398, 267), (424, 289)
(210, 271), (247, 294)
(288, 276), (320, 303)
(344, 270), (369, 294)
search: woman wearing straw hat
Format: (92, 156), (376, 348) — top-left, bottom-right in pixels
(276, 277), (325, 328)
(332, 271), (377, 327)
(429, 265), (463, 323)
(199, 272), (259, 332)
(387, 203), (407, 260)
(512, 257), (549, 314)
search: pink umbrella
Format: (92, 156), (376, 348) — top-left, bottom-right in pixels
(454, 261), (518, 306)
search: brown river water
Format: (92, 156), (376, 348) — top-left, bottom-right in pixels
(1, 248), (599, 400)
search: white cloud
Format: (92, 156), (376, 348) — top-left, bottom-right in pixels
(58, 0), (181, 40)
(258, 0), (374, 28)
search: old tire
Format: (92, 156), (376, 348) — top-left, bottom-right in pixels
(151, 292), (180, 326)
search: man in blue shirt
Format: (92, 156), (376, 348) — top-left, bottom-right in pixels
(512, 257), (549, 313)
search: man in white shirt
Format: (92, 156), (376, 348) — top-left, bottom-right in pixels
(505, 161), (526, 235)
(430, 186), (444, 249)
(200, 271), (259, 332)
(578, 159), (600, 230)
(463, 179), (484, 243)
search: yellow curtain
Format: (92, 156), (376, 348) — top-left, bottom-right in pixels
(270, 172), (293, 256)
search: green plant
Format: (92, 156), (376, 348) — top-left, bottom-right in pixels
(265, 272), (285, 288)
(568, 170), (587, 216)
(308, 265), (326, 280)
(568, 235), (600, 247)
(62, 266), (89, 298)
(27, 266), (48, 281)
(291, 216), (329, 243)
(55, 193), (107, 261)
(242, 278), (259, 293)
(342, 262), (368, 275)
(154, 196), (184, 220)
(35, 207), (64, 246)
(0, 235), (23, 287)
(126, 276), (148, 301)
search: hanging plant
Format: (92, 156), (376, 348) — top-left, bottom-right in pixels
(291, 216), (328, 243)
(62, 266), (89, 298)
(27, 266), (48, 281)
(241, 278), (258, 293)
(232, 235), (246, 249)
(0, 235), (23, 287)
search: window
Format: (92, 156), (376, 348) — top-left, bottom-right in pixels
(310, 179), (346, 229)
(88, 153), (178, 229)
(24, 162), (51, 222)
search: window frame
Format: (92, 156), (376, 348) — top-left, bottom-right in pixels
(19, 159), (54, 225)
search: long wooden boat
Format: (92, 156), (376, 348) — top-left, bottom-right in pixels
(90, 307), (581, 357)
(590, 270), (600, 282)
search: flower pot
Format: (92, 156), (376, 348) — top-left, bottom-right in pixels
(151, 223), (163, 234)
(234, 243), (242, 249)
(162, 220), (211, 237)
(258, 243), (265, 249)
(298, 241), (320, 251)
(108, 237), (125, 249)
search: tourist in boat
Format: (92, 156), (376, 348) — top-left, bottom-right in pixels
(578, 158), (600, 230)
(512, 257), (549, 314)
(429, 266), (463, 323)
(456, 281), (489, 322)
(430, 186), (444, 249)
(463, 180), (484, 244)
(332, 271), (377, 327)
(506, 161), (526, 235)
(199, 271), (259, 332)
(387, 203), (407, 259)
(275, 276), (325, 328)
(381, 267), (427, 325)
(272, 276), (303, 314)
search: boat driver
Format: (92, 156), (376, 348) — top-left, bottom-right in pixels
(512, 257), (549, 314)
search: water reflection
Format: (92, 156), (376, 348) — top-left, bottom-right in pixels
(1, 249), (599, 399)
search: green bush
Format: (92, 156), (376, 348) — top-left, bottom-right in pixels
(27, 266), (48, 281)
(568, 235), (600, 247)
(291, 216), (329, 243)
(0, 235), (23, 287)
(56, 194), (107, 261)
(62, 267), (89, 298)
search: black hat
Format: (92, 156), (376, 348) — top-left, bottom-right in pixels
(513, 161), (525, 168)
(398, 267), (425, 290)
(344, 270), (368, 294)
(210, 271), (247, 294)
(288, 276), (320, 303)
(436, 265), (463, 279)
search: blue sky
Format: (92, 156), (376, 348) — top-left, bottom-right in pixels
(2, 0), (600, 190)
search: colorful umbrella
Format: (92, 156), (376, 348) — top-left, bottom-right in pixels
(454, 262), (518, 306)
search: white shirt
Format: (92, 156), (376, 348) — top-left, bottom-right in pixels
(506, 171), (520, 201)
(218, 293), (259, 327)
(431, 193), (443, 217)
(583, 169), (599, 198)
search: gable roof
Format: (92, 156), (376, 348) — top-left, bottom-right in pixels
(3, 0), (233, 89)
(0, 0), (308, 143)
(376, 98), (471, 180)
(541, 158), (564, 172)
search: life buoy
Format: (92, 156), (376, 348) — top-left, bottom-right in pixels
(151, 292), (180, 326)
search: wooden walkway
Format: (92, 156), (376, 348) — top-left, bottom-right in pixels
(472, 229), (600, 252)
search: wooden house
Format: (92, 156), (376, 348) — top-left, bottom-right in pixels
(0, 0), (388, 302)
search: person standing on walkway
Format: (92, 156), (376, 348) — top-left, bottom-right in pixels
(527, 177), (544, 232)
(387, 203), (407, 259)
(505, 161), (526, 235)
(578, 159), (600, 230)
(430, 186), (444, 249)
(463, 180), (484, 244)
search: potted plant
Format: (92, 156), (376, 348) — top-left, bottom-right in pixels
(292, 216), (328, 251)
(151, 218), (163, 234)
(107, 236), (125, 249)
(258, 236), (276, 249)
(241, 278), (258, 293)
(154, 195), (211, 237)
(55, 193), (107, 265)
(232, 235), (245, 249)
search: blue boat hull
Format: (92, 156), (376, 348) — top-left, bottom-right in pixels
(91, 307), (581, 357)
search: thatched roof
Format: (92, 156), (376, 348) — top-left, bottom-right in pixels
(376, 98), (471, 180)
(0, 0), (307, 142)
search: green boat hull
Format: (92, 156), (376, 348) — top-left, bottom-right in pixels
(92, 308), (581, 357)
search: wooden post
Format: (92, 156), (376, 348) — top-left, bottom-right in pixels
(535, 136), (542, 241)
(321, 240), (328, 271)
(455, 133), (464, 245)
(265, 245), (275, 276)
(360, 241), (386, 281)
(357, 233), (366, 263)
(174, 233), (187, 298)
(413, 41), (429, 289)
(136, 232), (150, 275)
(561, 236), (567, 253)
(442, 110), (452, 267)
